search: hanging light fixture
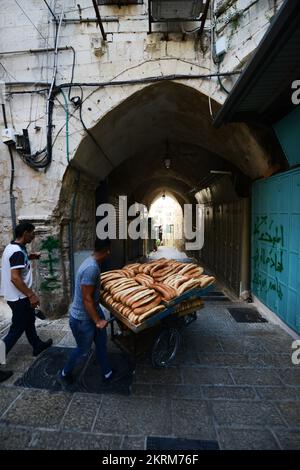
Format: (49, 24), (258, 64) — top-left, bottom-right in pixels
(163, 140), (172, 169)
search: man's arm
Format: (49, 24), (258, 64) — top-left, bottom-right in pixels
(81, 285), (107, 329)
(11, 269), (39, 307)
(29, 252), (41, 260)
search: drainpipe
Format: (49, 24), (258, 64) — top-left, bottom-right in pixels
(1, 103), (17, 234)
(69, 172), (80, 298)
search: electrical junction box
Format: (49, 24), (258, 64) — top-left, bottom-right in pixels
(215, 36), (228, 57)
(1, 128), (15, 144)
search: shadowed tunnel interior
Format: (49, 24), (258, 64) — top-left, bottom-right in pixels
(60, 81), (286, 297)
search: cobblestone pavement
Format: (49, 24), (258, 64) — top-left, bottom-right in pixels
(1, 300), (300, 450)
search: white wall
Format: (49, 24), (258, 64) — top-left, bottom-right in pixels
(0, 1), (284, 249)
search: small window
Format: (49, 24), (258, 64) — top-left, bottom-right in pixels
(98, 1), (143, 5)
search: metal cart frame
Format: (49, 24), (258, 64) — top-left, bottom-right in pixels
(102, 285), (213, 368)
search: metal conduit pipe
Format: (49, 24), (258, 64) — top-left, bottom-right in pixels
(0, 46), (75, 55)
(1, 103), (17, 233)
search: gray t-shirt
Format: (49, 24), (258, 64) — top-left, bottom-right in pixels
(70, 256), (101, 320)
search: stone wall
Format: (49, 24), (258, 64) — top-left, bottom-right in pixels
(0, 0), (284, 313)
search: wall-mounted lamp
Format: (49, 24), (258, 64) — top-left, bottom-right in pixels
(210, 170), (232, 175)
(162, 190), (166, 200)
(164, 158), (171, 169)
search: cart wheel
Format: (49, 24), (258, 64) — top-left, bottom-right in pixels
(151, 327), (181, 368)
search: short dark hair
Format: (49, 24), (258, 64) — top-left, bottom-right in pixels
(94, 238), (111, 253)
(15, 222), (35, 238)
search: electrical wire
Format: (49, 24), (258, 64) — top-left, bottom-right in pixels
(0, 62), (17, 82)
(208, 0), (215, 119)
(14, 0), (49, 43)
(77, 85), (114, 169)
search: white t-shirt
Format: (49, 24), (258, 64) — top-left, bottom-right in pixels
(0, 242), (32, 301)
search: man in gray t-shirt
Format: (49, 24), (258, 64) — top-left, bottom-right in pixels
(58, 238), (113, 389)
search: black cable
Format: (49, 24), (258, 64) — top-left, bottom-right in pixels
(217, 62), (230, 94)
(1, 103), (17, 232)
(43, 0), (58, 23)
(77, 85), (114, 169)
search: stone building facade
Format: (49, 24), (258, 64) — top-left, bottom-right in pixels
(0, 0), (284, 315)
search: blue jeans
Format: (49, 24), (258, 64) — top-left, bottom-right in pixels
(63, 310), (111, 377)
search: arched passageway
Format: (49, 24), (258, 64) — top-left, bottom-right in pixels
(56, 81), (285, 302)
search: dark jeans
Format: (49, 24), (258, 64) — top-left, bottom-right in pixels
(4, 297), (41, 354)
(63, 310), (111, 377)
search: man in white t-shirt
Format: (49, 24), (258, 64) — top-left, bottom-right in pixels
(0, 222), (52, 382)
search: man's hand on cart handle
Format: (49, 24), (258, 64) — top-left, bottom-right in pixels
(95, 319), (108, 329)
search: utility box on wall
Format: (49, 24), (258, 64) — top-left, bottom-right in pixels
(252, 168), (300, 333)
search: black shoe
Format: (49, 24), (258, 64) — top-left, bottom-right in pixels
(33, 339), (53, 357)
(0, 370), (13, 383)
(35, 308), (46, 320)
(56, 370), (76, 392)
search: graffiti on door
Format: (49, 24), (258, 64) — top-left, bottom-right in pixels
(252, 216), (284, 300)
(39, 236), (60, 292)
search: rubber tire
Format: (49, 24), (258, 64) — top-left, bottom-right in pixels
(151, 327), (181, 368)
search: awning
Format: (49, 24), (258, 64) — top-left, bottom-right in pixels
(213, 0), (300, 128)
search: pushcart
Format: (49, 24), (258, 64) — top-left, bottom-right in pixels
(101, 285), (213, 368)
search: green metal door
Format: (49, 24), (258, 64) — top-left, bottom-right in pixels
(252, 168), (300, 333)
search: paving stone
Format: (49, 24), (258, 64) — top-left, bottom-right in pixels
(279, 369), (300, 386)
(173, 349), (204, 365)
(121, 435), (146, 450)
(29, 430), (61, 449)
(276, 402), (300, 427)
(56, 333), (76, 348)
(255, 386), (300, 401)
(131, 383), (152, 397)
(5, 354), (34, 373)
(230, 368), (282, 386)
(273, 429), (300, 450)
(61, 393), (102, 432)
(1, 389), (71, 428)
(220, 337), (266, 353)
(58, 431), (122, 450)
(134, 366), (182, 385)
(0, 424), (33, 449)
(248, 354), (294, 368)
(0, 372), (23, 387)
(261, 336), (294, 354)
(32, 430), (121, 450)
(182, 335), (223, 353)
(217, 427), (279, 450)
(171, 400), (216, 439)
(93, 396), (172, 436)
(182, 367), (234, 385)
(0, 387), (22, 417)
(196, 352), (250, 367)
(151, 384), (202, 399)
(212, 401), (284, 426)
(37, 329), (67, 344)
(202, 385), (256, 400)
